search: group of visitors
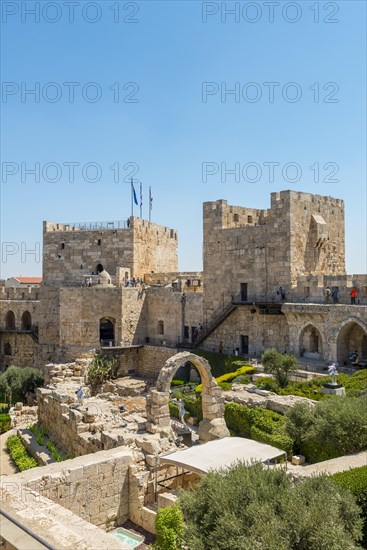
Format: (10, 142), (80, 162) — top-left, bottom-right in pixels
(82, 277), (93, 287)
(325, 286), (358, 304)
(125, 277), (144, 287)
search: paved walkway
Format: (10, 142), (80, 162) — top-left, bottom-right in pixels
(0, 428), (18, 476)
(287, 450), (367, 477)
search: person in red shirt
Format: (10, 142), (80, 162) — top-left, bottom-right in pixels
(350, 288), (357, 305)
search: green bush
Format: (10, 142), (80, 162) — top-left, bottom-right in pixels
(0, 366), (44, 404)
(331, 466), (367, 547)
(286, 396), (367, 463)
(250, 426), (294, 455)
(217, 382), (232, 391)
(171, 379), (185, 387)
(262, 349), (298, 387)
(178, 463), (363, 549)
(6, 435), (37, 471)
(0, 413), (11, 434)
(154, 503), (184, 550)
(257, 369), (367, 401)
(224, 402), (293, 454)
(231, 374), (252, 385)
(30, 423), (48, 446)
(86, 353), (117, 393)
(195, 365), (255, 394)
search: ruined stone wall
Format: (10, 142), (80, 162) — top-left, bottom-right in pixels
(202, 307), (290, 356)
(42, 217), (177, 284)
(1, 447), (133, 529)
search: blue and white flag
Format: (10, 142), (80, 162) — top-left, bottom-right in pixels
(131, 180), (138, 206)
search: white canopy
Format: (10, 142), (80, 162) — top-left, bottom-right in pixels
(159, 437), (286, 475)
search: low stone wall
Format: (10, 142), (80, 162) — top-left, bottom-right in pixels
(43, 358), (91, 386)
(0, 485), (128, 549)
(136, 346), (178, 379)
(224, 386), (316, 414)
(1, 446), (133, 530)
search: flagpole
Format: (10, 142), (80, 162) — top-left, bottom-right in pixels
(140, 182), (142, 219)
(149, 186), (152, 223)
(131, 178), (133, 218)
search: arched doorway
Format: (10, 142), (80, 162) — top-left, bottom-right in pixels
(299, 325), (323, 359)
(146, 351), (230, 442)
(4, 343), (12, 356)
(96, 263), (104, 274)
(5, 311), (15, 330)
(99, 318), (115, 346)
(337, 320), (367, 366)
(21, 311), (32, 330)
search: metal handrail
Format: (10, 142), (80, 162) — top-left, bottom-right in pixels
(0, 508), (57, 550)
(63, 220), (129, 230)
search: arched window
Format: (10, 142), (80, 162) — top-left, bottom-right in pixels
(22, 311), (32, 330)
(5, 311), (15, 330)
(99, 318), (114, 346)
(96, 263), (104, 274)
(4, 343), (12, 356)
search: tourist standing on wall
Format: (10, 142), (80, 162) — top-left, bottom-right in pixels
(350, 288), (357, 304)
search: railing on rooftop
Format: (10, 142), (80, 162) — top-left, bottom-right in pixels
(63, 220), (129, 230)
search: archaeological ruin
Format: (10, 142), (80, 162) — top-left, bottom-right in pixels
(1, 189), (367, 548)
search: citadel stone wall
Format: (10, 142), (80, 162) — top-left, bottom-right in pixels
(202, 191), (346, 321)
(202, 307), (290, 356)
(42, 217), (178, 284)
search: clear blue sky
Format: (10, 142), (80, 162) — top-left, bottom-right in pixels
(1, 0), (366, 279)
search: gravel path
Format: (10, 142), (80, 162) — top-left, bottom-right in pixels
(287, 450), (367, 477)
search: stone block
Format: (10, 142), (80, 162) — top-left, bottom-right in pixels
(292, 455), (305, 466)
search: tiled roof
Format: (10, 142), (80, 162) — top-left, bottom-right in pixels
(14, 277), (42, 284)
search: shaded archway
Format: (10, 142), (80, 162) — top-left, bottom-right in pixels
(5, 311), (15, 330)
(299, 324), (324, 359)
(96, 263), (104, 274)
(99, 318), (115, 346)
(337, 320), (367, 365)
(21, 311), (32, 330)
(4, 343), (12, 356)
(146, 351), (230, 442)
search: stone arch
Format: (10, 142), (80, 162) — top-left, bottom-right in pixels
(337, 319), (367, 366)
(21, 310), (32, 330)
(5, 311), (15, 330)
(99, 317), (115, 345)
(146, 351), (230, 442)
(96, 263), (104, 274)
(299, 324), (324, 359)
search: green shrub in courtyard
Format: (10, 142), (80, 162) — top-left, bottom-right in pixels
(262, 349), (298, 387)
(154, 503), (184, 550)
(0, 366), (43, 404)
(331, 466), (367, 548)
(6, 435), (37, 471)
(0, 413), (11, 433)
(178, 463), (363, 549)
(286, 396), (367, 462)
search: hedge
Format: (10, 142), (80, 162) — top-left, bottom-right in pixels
(331, 466), (367, 547)
(224, 402), (293, 455)
(0, 413), (11, 434)
(192, 350), (247, 378)
(6, 434), (37, 471)
(195, 365), (255, 394)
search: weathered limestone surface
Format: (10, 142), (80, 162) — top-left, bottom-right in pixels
(224, 385), (316, 414)
(146, 351), (230, 441)
(0, 487), (129, 549)
(1, 446), (134, 529)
